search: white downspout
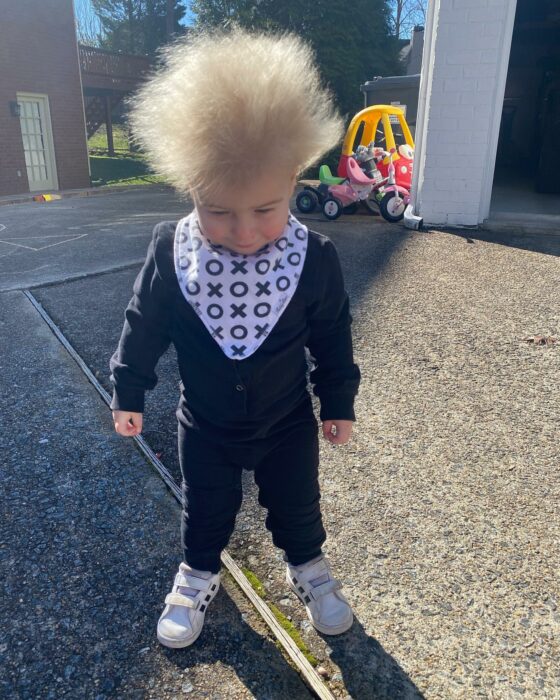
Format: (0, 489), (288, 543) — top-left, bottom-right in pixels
(405, 0), (440, 230)
(72, 0), (92, 180)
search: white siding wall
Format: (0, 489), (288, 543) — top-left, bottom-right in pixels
(414, 0), (517, 226)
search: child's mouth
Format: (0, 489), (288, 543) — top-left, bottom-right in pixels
(233, 243), (258, 251)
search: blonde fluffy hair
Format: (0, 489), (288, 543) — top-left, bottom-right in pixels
(128, 28), (344, 197)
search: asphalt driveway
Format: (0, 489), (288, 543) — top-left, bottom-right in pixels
(1, 186), (559, 699)
(0, 187), (187, 291)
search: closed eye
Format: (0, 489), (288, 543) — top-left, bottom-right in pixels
(255, 208), (274, 214)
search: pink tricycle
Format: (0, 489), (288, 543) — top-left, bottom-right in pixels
(375, 147), (411, 223)
(321, 156), (385, 220)
(321, 149), (411, 223)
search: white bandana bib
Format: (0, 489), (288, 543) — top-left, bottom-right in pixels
(174, 211), (308, 359)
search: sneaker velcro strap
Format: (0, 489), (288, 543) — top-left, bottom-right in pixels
(299, 561), (328, 583)
(308, 579), (342, 601)
(165, 592), (200, 609)
(175, 573), (210, 591)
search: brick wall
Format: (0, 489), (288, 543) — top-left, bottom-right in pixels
(0, 0), (90, 196)
(415, 0), (516, 226)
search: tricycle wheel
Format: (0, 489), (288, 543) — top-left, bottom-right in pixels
(296, 190), (318, 214)
(322, 196), (344, 220)
(379, 191), (406, 223)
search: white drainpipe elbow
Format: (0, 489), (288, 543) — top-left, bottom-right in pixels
(404, 202), (423, 230)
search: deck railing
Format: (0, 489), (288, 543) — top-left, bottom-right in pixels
(79, 45), (151, 89)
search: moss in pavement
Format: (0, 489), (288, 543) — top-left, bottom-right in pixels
(241, 567), (319, 667)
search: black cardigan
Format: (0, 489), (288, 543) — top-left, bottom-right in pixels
(110, 221), (360, 441)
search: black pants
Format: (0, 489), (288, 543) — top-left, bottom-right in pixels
(178, 403), (326, 573)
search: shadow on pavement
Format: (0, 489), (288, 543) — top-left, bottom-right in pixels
(325, 618), (425, 700)
(299, 213), (412, 306)
(443, 227), (560, 257)
(156, 583), (313, 699)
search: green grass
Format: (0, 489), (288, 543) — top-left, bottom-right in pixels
(88, 124), (168, 187)
(87, 123), (333, 185)
(88, 124), (131, 153)
(89, 153), (167, 187)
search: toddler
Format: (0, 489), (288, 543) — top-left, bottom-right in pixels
(110, 29), (360, 648)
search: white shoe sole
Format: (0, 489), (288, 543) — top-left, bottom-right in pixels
(157, 625), (203, 649)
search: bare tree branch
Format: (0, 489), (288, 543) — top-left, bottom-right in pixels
(390, 0), (427, 39)
(75, 0), (103, 45)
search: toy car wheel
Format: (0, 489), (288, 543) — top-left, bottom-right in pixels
(379, 191), (406, 223)
(296, 190), (319, 214)
(322, 197), (344, 220)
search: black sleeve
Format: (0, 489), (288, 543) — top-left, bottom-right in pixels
(109, 224), (174, 413)
(306, 238), (360, 421)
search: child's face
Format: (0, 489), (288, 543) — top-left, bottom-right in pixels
(193, 170), (296, 255)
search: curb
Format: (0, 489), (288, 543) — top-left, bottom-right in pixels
(0, 183), (173, 207)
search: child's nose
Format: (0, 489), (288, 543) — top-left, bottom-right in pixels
(231, 216), (254, 241)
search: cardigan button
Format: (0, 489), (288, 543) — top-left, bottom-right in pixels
(235, 384), (245, 391)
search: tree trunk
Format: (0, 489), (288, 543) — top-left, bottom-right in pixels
(395, 0), (403, 39)
(105, 96), (115, 156)
(166, 0), (174, 37)
(126, 0), (134, 53)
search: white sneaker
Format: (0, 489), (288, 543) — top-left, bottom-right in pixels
(157, 562), (220, 648)
(287, 555), (353, 635)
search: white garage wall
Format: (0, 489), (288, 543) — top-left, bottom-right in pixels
(412, 0), (518, 226)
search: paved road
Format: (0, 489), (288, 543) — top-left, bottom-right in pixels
(2, 186), (558, 294)
(0, 187), (188, 291)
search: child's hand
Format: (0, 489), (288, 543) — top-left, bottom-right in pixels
(322, 420), (353, 445)
(112, 410), (143, 437)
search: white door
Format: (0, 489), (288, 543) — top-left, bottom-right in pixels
(17, 93), (58, 191)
